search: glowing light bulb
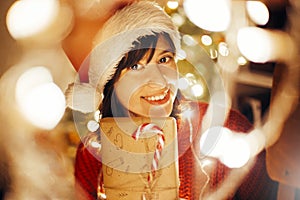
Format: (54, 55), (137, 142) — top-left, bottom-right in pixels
(191, 84), (204, 97)
(6, 0), (59, 39)
(185, 73), (196, 79)
(237, 56), (248, 66)
(167, 0), (179, 10)
(15, 67), (65, 130)
(246, 1), (269, 25)
(94, 110), (101, 122)
(183, 0), (231, 32)
(218, 42), (229, 56)
(87, 120), (99, 132)
(201, 35), (213, 46)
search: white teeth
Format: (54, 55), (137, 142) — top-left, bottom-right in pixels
(144, 90), (168, 101)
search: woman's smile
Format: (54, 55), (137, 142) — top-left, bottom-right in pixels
(141, 88), (170, 105)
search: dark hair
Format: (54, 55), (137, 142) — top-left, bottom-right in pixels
(100, 32), (182, 118)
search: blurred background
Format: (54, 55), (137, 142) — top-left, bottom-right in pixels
(0, 0), (299, 199)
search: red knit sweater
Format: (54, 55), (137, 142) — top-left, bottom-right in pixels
(74, 102), (278, 199)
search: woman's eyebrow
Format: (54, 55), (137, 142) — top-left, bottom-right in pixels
(159, 49), (175, 55)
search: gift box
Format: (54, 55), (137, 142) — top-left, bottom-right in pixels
(100, 117), (180, 200)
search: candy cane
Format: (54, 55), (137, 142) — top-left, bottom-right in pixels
(132, 123), (165, 182)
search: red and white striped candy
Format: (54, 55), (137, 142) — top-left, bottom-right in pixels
(132, 123), (165, 182)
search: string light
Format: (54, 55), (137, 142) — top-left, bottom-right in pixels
(201, 35), (213, 46)
(191, 84), (204, 97)
(237, 56), (248, 66)
(209, 48), (218, 59)
(218, 42), (229, 57)
(167, 0), (179, 10)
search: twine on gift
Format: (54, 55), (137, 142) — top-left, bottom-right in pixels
(132, 123), (165, 183)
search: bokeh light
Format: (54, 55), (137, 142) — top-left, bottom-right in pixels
(246, 1), (269, 26)
(237, 56), (248, 66)
(182, 34), (198, 46)
(6, 0), (59, 39)
(167, 0), (179, 10)
(220, 136), (251, 168)
(191, 84), (204, 97)
(201, 35), (213, 46)
(15, 67), (65, 130)
(218, 42), (229, 57)
(237, 27), (272, 63)
(200, 126), (251, 168)
(183, 0), (231, 32)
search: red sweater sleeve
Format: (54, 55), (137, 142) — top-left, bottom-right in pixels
(74, 142), (101, 200)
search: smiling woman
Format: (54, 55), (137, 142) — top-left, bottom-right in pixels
(66, 1), (278, 200)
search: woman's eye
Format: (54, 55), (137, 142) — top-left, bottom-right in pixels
(159, 56), (173, 64)
(130, 64), (143, 70)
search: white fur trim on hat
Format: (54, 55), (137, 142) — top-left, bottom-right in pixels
(65, 82), (102, 113)
(66, 1), (181, 113)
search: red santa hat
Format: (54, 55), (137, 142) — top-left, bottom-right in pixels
(65, 1), (181, 113)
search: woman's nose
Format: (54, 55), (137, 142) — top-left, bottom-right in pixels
(145, 64), (167, 87)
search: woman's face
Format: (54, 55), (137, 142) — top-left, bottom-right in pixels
(114, 35), (178, 117)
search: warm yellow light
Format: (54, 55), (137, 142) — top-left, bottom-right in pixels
(200, 126), (251, 168)
(183, 0), (231, 32)
(200, 126), (232, 158)
(185, 73), (196, 80)
(182, 35), (198, 46)
(87, 120), (100, 132)
(237, 27), (296, 63)
(167, 0), (179, 10)
(15, 67), (53, 99)
(237, 27), (272, 63)
(15, 67), (65, 130)
(171, 13), (185, 27)
(220, 136), (251, 168)
(209, 48), (218, 59)
(237, 56), (248, 66)
(191, 84), (204, 97)
(218, 42), (229, 56)
(94, 110), (101, 122)
(246, 1), (269, 25)
(201, 35), (213, 46)
(6, 0), (59, 39)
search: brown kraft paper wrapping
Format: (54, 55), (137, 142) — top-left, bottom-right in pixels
(100, 117), (180, 200)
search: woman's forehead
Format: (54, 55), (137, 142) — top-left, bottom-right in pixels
(156, 35), (175, 52)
